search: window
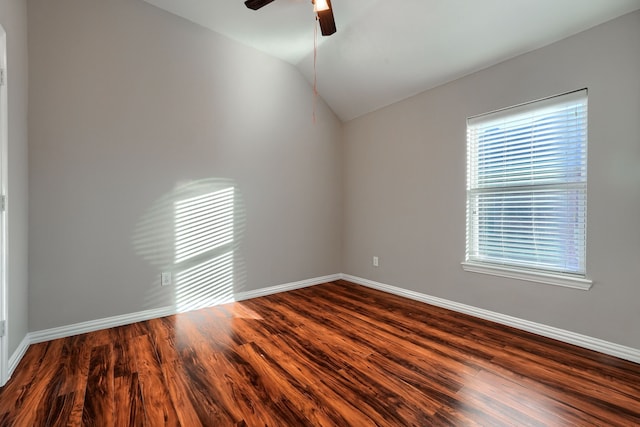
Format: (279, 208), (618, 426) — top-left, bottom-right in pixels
(463, 89), (592, 290)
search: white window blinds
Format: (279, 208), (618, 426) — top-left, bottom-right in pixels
(466, 89), (588, 277)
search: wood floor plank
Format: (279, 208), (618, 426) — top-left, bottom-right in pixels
(82, 344), (115, 427)
(300, 286), (503, 365)
(250, 303), (447, 424)
(44, 392), (77, 427)
(456, 369), (598, 426)
(236, 338), (373, 426)
(270, 330), (437, 426)
(161, 361), (204, 427)
(112, 326), (138, 379)
(215, 347), (305, 426)
(50, 334), (93, 426)
(130, 334), (179, 426)
(496, 339), (640, 400)
(0, 341), (49, 418)
(261, 289), (483, 388)
(113, 373), (145, 427)
(170, 338), (246, 425)
(56, 334), (91, 397)
(485, 355), (640, 426)
(269, 288), (493, 379)
(1, 280), (639, 426)
(10, 339), (66, 427)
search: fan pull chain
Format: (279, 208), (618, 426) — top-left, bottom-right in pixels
(313, 14), (319, 124)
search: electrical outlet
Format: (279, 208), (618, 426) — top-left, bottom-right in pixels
(373, 256), (379, 267)
(161, 272), (172, 286)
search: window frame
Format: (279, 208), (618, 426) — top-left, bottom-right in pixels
(462, 90), (592, 290)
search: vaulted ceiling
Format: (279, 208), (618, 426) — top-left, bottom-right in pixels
(143, 0), (640, 121)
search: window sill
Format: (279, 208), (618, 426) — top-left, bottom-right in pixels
(461, 262), (593, 290)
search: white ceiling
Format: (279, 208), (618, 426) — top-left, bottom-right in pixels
(143, 0), (640, 121)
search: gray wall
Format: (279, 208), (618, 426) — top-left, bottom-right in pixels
(26, 0), (640, 352)
(28, 0), (343, 330)
(0, 0), (29, 359)
(343, 11), (640, 349)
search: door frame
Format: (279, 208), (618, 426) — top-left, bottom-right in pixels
(0, 24), (9, 386)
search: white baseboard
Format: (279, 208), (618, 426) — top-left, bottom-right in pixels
(19, 273), (342, 367)
(10, 272), (638, 383)
(28, 305), (176, 345)
(235, 274), (341, 301)
(8, 334), (30, 380)
(341, 274), (640, 365)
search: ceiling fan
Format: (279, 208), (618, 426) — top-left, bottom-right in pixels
(244, 0), (337, 36)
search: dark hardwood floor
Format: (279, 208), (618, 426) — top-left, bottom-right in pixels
(1, 280), (639, 426)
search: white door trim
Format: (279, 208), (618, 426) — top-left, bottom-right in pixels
(0, 24), (9, 386)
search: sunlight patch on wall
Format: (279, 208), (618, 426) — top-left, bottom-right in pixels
(173, 187), (236, 313)
(174, 188), (234, 263)
(174, 250), (235, 312)
(133, 178), (247, 312)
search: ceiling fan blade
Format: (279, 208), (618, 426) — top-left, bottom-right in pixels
(244, 0), (276, 10)
(317, 0), (336, 36)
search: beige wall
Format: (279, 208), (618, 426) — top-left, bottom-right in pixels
(343, 11), (640, 349)
(28, 0), (343, 330)
(0, 0), (29, 359)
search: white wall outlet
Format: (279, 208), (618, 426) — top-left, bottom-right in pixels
(373, 256), (379, 267)
(161, 272), (172, 286)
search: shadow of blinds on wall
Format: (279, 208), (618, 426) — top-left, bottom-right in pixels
(173, 187), (236, 312)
